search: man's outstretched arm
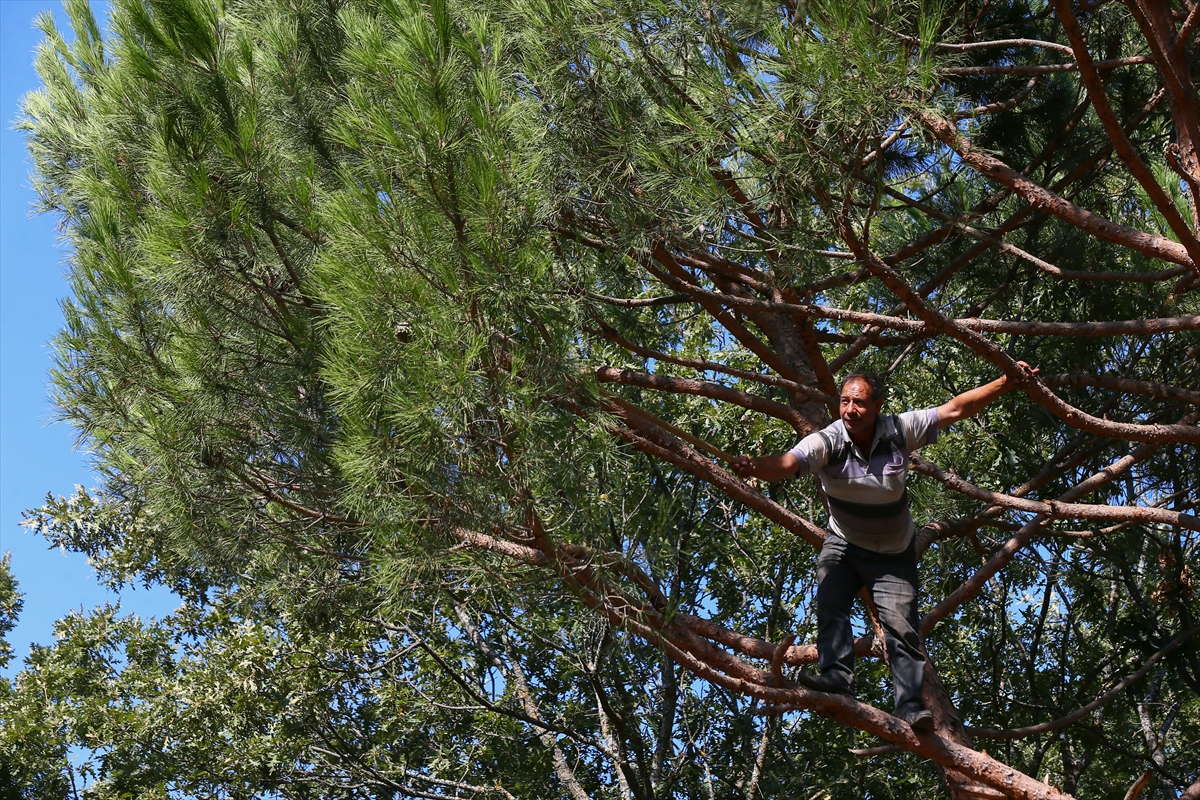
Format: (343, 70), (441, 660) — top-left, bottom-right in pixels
(730, 452), (803, 481)
(936, 361), (1038, 429)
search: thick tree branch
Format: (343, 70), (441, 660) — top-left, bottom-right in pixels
(598, 401), (827, 546)
(1051, 0), (1200, 266)
(1044, 373), (1200, 406)
(643, 246), (800, 382)
(595, 366), (811, 432)
(910, 455), (1200, 531)
(636, 276), (1200, 339)
(1124, 0), (1200, 154)
(881, 184), (1190, 283)
(919, 416), (1190, 633)
(914, 110), (1199, 276)
(591, 323), (834, 404)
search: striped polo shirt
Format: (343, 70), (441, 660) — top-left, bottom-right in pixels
(787, 409), (939, 553)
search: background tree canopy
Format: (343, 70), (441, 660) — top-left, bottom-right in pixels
(2, 0), (1199, 797)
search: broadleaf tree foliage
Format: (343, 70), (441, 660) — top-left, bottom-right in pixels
(3, 0), (1199, 797)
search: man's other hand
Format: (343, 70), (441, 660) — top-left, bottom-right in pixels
(731, 455), (756, 478)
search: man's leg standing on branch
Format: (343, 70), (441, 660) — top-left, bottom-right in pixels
(810, 535), (860, 695)
(863, 542), (934, 730)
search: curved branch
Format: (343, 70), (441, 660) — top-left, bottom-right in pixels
(559, 540), (668, 611)
(956, 74), (1040, 118)
(596, 400), (827, 546)
(1051, 0), (1200, 266)
(909, 455), (1200, 531)
(920, 421), (1185, 634)
(914, 110), (1198, 275)
(448, 525), (550, 566)
(676, 612), (882, 666)
(592, 324), (835, 403)
(644, 245), (800, 382)
(234, 465), (364, 527)
(942, 54), (1153, 75)
(881, 185), (1190, 283)
(861, 122), (910, 166)
(645, 276), (1200, 338)
(605, 394), (736, 464)
(1043, 373), (1200, 406)
(1181, 2), (1200, 46)
(674, 246), (772, 291)
(1124, 771), (1156, 800)
(1123, 0), (1200, 154)
(595, 366), (811, 432)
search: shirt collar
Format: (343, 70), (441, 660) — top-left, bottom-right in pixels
(835, 414), (892, 459)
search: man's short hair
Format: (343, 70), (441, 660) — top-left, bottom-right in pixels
(840, 372), (886, 403)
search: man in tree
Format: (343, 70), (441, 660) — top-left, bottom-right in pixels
(732, 365), (1036, 732)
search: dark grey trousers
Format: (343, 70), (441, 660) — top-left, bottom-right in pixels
(815, 534), (926, 715)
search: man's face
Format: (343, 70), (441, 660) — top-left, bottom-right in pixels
(839, 379), (884, 441)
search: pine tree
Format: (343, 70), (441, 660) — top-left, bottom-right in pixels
(6, 0), (1199, 797)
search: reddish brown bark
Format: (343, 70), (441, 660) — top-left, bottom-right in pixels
(914, 110), (1199, 276)
(600, 401), (827, 546)
(594, 366), (812, 431)
(593, 324), (832, 401)
(1051, 0), (1200, 267)
(1123, 771), (1156, 800)
(910, 455), (1200, 531)
(1044, 373), (1200, 405)
(630, 276), (1200, 338)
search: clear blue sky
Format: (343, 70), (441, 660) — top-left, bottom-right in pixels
(1, 0), (176, 677)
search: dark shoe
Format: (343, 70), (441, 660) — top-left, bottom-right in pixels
(795, 670), (854, 697)
(902, 708), (935, 732)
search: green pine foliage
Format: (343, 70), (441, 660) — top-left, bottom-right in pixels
(4, 0), (1198, 797)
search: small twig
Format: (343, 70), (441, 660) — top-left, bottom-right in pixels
(771, 634), (796, 686)
(849, 744), (905, 757)
(942, 54), (1153, 75)
(586, 291), (691, 307)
